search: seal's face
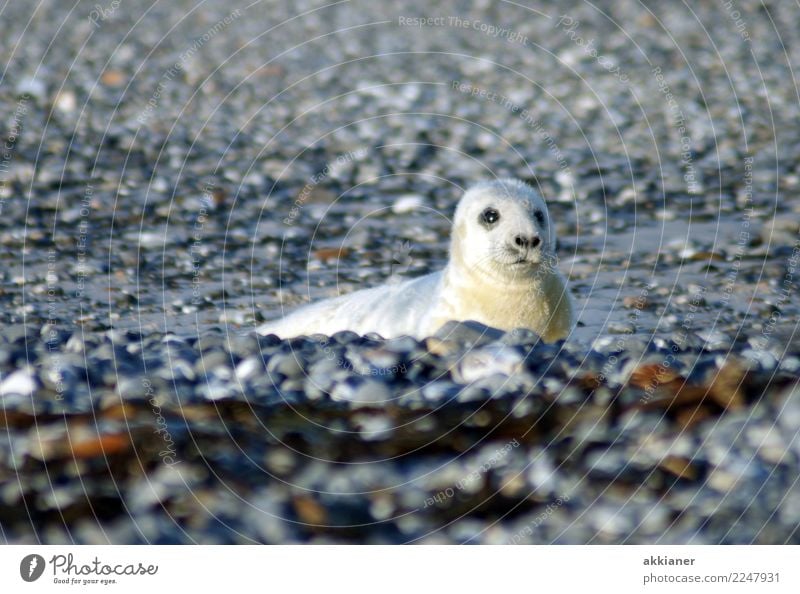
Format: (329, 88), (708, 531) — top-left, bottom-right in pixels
(451, 179), (555, 281)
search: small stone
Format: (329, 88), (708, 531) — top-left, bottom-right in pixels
(623, 295), (651, 310)
(16, 77), (46, 100)
(425, 337), (458, 357)
(391, 194), (425, 214)
(138, 232), (166, 249)
(501, 327), (541, 345)
(422, 381), (459, 402)
(266, 353), (304, 379)
(761, 213), (800, 247)
(0, 370), (37, 396)
(358, 347), (401, 374)
(54, 90), (77, 113)
(659, 456), (699, 481)
(265, 449), (296, 474)
(433, 320), (504, 346)
(608, 321), (635, 334)
(696, 329), (732, 351)
(235, 356), (263, 381)
(331, 378), (392, 406)
(313, 247), (350, 263)
(353, 413), (394, 440)
(100, 69), (126, 87)
(453, 345), (524, 383)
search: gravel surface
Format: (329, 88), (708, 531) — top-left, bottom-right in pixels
(1, 0), (799, 544)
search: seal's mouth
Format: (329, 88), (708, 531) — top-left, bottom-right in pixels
(485, 242), (547, 274)
(503, 254), (544, 271)
(503, 245), (543, 267)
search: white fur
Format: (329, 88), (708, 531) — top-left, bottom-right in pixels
(258, 179), (574, 342)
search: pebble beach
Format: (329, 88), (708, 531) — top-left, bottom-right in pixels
(1, 0), (799, 544)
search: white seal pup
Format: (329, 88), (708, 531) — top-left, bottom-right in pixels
(258, 179), (574, 342)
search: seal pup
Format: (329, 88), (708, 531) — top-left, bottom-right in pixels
(258, 179), (574, 342)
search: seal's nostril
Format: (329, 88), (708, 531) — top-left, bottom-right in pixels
(531, 236), (541, 248)
(515, 235), (528, 248)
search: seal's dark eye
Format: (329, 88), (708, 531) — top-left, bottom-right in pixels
(534, 210), (545, 225)
(481, 208), (500, 226)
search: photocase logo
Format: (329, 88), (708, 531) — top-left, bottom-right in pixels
(20, 554), (45, 582)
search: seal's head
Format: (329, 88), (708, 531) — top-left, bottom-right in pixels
(450, 179), (556, 281)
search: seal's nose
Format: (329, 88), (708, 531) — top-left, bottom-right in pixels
(514, 235), (541, 249)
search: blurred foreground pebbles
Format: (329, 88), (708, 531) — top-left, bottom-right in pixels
(1, 321), (799, 544)
(2, 0), (800, 544)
